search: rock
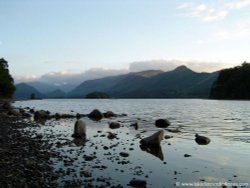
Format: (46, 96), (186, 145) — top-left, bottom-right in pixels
(83, 155), (96, 161)
(130, 122), (139, 130)
(119, 152), (129, 157)
(103, 111), (116, 118)
(167, 128), (181, 133)
(107, 132), (116, 139)
(140, 130), (164, 146)
(55, 113), (61, 119)
(129, 179), (147, 188)
(22, 112), (32, 118)
(19, 108), (25, 114)
(76, 113), (85, 119)
(88, 109), (103, 120)
(8, 109), (21, 116)
(34, 110), (50, 120)
(195, 134), (211, 145)
(29, 109), (35, 113)
(2, 101), (12, 110)
(155, 119), (170, 128)
(109, 122), (120, 129)
(72, 120), (86, 138)
(164, 135), (173, 139)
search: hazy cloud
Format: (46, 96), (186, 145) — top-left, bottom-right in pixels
(15, 60), (237, 85)
(227, 0), (250, 9)
(178, 0), (250, 22)
(178, 2), (228, 22)
(15, 68), (128, 85)
(129, 60), (235, 73)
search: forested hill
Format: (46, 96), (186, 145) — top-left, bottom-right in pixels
(210, 62), (250, 99)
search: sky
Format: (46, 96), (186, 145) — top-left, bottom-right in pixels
(0, 0), (250, 82)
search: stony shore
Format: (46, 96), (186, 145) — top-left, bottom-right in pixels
(0, 113), (59, 188)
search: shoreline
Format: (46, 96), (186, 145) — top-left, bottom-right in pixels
(0, 113), (58, 187)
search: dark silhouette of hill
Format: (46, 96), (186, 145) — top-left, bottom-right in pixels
(14, 83), (43, 99)
(69, 67), (218, 98)
(210, 62), (250, 99)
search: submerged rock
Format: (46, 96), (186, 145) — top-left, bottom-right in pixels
(88, 109), (103, 120)
(155, 119), (170, 128)
(195, 134), (211, 145)
(140, 130), (164, 146)
(72, 120), (86, 138)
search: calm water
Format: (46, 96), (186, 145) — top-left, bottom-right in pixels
(14, 99), (250, 187)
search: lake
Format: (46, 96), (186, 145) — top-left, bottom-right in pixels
(14, 99), (250, 187)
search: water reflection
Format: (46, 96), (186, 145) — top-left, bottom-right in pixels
(73, 138), (86, 147)
(139, 144), (164, 161)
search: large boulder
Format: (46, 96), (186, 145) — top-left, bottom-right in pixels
(195, 134), (211, 145)
(72, 120), (86, 138)
(140, 130), (164, 146)
(88, 109), (103, 120)
(155, 119), (170, 128)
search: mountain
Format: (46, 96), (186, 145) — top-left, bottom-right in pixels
(68, 70), (163, 98)
(68, 75), (127, 98)
(210, 62), (250, 99)
(27, 81), (76, 93)
(69, 67), (218, 98)
(14, 83), (43, 99)
(110, 66), (218, 98)
(44, 89), (66, 98)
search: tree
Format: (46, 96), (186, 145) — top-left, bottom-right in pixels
(210, 62), (250, 99)
(0, 58), (15, 99)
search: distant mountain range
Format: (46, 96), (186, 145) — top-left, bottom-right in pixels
(14, 65), (219, 99)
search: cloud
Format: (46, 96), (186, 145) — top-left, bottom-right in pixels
(178, 0), (250, 22)
(227, 0), (250, 9)
(195, 18), (250, 43)
(15, 67), (128, 85)
(178, 2), (228, 22)
(129, 59), (233, 73)
(14, 60), (237, 86)
(14, 75), (38, 83)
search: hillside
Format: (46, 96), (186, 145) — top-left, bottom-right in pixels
(14, 83), (43, 99)
(44, 89), (66, 98)
(69, 66), (218, 98)
(210, 62), (250, 99)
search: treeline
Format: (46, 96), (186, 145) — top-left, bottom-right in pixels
(210, 62), (250, 99)
(0, 58), (15, 99)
